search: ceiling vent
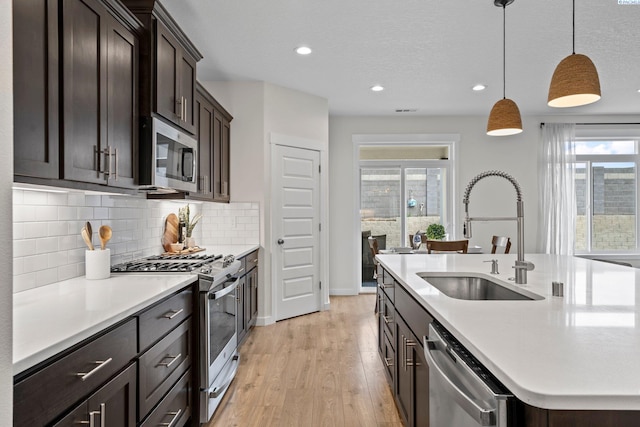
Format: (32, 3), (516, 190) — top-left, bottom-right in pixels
(395, 109), (418, 113)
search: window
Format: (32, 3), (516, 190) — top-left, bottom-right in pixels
(573, 137), (639, 253)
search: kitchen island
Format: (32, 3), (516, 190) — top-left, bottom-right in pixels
(376, 253), (640, 413)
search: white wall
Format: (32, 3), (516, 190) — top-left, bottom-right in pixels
(0, 0), (12, 421)
(329, 114), (639, 295)
(202, 81), (329, 323)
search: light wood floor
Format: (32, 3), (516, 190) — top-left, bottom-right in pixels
(205, 294), (404, 427)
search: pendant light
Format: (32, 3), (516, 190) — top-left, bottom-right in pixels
(487, 0), (523, 136)
(547, 0), (601, 108)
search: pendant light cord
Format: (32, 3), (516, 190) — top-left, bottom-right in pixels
(502, 4), (506, 99)
(572, 0), (575, 54)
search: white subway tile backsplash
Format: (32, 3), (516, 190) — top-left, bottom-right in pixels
(36, 237), (59, 254)
(13, 187), (260, 292)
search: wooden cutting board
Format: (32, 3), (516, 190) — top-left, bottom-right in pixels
(161, 213), (179, 252)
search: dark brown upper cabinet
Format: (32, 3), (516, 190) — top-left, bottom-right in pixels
(192, 83), (232, 203)
(13, 0), (60, 179)
(121, 1), (202, 135)
(13, 0), (141, 190)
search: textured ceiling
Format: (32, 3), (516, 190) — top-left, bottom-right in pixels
(162, 0), (640, 116)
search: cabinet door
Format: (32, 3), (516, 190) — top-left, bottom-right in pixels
(413, 338), (430, 427)
(155, 21), (179, 126)
(236, 275), (247, 344)
(54, 363), (137, 427)
(212, 110), (231, 202)
(395, 316), (412, 426)
(178, 54), (197, 134)
(248, 267), (258, 327)
(13, 0), (60, 179)
(195, 92), (214, 199)
(106, 14), (137, 188)
(61, 0), (109, 184)
(219, 116), (231, 201)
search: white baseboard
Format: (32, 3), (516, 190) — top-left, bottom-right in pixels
(255, 316), (275, 326)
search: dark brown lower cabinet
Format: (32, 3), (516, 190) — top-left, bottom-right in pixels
(396, 316), (429, 427)
(53, 363), (137, 426)
(524, 405), (640, 427)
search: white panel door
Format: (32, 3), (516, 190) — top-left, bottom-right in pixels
(273, 144), (321, 321)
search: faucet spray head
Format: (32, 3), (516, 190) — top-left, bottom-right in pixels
(463, 218), (472, 238)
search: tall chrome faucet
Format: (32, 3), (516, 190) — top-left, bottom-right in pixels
(462, 170), (534, 284)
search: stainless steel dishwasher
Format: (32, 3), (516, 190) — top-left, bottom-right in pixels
(424, 322), (516, 427)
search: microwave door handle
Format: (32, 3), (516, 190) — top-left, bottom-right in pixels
(423, 335), (496, 427)
(181, 148), (195, 181)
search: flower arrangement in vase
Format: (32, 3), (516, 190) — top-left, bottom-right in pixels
(178, 204), (202, 248)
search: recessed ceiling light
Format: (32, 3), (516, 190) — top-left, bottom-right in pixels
(295, 46), (312, 55)
(472, 84), (487, 91)
(371, 85), (384, 92)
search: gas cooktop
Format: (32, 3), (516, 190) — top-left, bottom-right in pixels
(110, 253), (223, 273)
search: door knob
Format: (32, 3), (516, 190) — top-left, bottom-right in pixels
(277, 239), (284, 245)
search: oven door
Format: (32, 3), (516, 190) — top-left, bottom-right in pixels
(200, 277), (239, 422)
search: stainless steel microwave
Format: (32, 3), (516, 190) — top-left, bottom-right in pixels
(138, 117), (197, 193)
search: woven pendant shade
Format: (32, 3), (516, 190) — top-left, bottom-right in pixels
(486, 98), (522, 136)
(548, 53), (601, 108)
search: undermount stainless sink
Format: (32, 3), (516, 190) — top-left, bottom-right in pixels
(419, 274), (543, 301)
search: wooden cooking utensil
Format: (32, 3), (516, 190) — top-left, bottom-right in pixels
(85, 221), (93, 248)
(161, 213), (180, 252)
(99, 225), (112, 250)
(81, 227), (94, 250)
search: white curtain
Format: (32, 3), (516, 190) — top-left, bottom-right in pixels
(538, 123), (576, 255)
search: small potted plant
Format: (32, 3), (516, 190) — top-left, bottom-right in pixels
(179, 204), (202, 248)
(426, 223), (446, 241)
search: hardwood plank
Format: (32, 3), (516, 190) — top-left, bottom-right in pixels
(205, 295), (403, 427)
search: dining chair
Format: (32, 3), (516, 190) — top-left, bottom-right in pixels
(491, 236), (511, 254)
(426, 239), (469, 254)
(368, 237), (379, 278)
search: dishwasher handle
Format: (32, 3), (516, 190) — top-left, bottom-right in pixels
(423, 333), (496, 426)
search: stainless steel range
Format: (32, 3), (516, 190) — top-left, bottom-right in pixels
(111, 253), (242, 423)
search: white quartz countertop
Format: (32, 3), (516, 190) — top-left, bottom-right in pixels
(13, 274), (197, 375)
(376, 253), (640, 410)
(13, 244), (259, 376)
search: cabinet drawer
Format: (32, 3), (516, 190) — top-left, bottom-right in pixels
(141, 369), (192, 427)
(381, 296), (395, 345)
(381, 269), (395, 302)
(53, 362), (137, 427)
(244, 250), (259, 273)
(139, 320), (192, 419)
(382, 332), (395, 387)
(139, 287), (193, 351)
(395, 284), (433, 344)
(14, 318), (137, 426)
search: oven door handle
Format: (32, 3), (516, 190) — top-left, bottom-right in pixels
(209, 278), (239, 300)
(208, 354), (240, 398)
(423, 333), (496, 427)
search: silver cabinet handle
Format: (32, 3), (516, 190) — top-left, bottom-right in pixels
(157, 353), (182, 368)
(406, 338), (416, 368)
(113, 147), (118, 181)
(100, 403), (105, 427)
(158, 409), (182, 427)
(89, 410), (100, 427)
(163, 308), (184, 319)
(176, 97), (183, 120)
(183, 96), (187, 124)
(76, 358), (113, 381)
(402, 335), (406, 370)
